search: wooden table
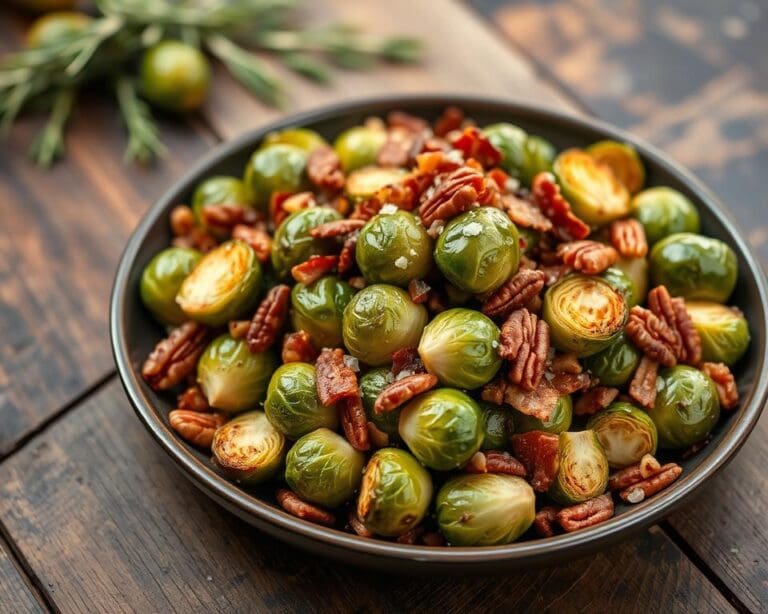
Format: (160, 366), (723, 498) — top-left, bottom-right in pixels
(1, 1), (765, 611)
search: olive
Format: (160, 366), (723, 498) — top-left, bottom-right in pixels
(140, 247), (201, 325)
(211, 411), (285, 483)
(139, 40), (210, 112)
(631, 187), (700, 245)
(291, 276), (355, 349)
(243, 143), (309, 210)
(271, 207), (342, 279)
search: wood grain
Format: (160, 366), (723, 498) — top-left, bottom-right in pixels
(0, 380), (736, 614)
(0, 537), (46, 614)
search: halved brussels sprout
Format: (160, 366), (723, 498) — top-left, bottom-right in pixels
(357, 448), (433, 537)
(587, 402), (658, 468)
(211, 411), (285, 483)
(543, 275), (627, 357)
(342, 284), (427, 366)
(261, 127), (327, 153)
(514, 394), (572, 435)
(601, 266), (640, 309)
(418, 308), (502, 389)
(176, 240), (262, 326)
(586, 140), (645, 194)
(481, 403), (514, 450)
(398, 388), (484, 470)
(360, 367), (400, 439)
(356, 210), (433, 286)
(631, 187), (700, 245)
(333, 125), (387, 172)
(140, 247), (201, 325)
(549, 430), (610, 505)
(652, 366), (720, 449)
(345, 166), (407, 200)
(582, 333), (641, 387)
(436, 474), (535, 546)
(243, 143), (308, 209)
(191, 176), (251, 235)
(434, 207), (520, 294)
(271, 207), (342, 279)
(553, 149), (631, 225)
(285, 428), (365, 508)
(686, 302), (750, 366)
(264, 363), (338, 438)
(650, 233), (738, 303)
(291, 276), (355, 349)
(613, 255), (649, 306)
(197, 334), (278, 414)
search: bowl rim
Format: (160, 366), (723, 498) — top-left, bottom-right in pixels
(110, 93), (768, 564)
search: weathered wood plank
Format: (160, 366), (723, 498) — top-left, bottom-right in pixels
(0, 381), (736, 614)
(0, 537), (46, 614)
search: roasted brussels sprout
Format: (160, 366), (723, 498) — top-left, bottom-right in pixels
(481, 403), (514, 450)
(553, 149), (631, 225)
(483, 123), (527, 177)
(543, 275), (627, 357)
(549, 430), (610, 505)
(587, 402), (658, 468)
(518, 227), (541, 255)
(176, 240), (262, 326)
(418, 308), (502, 389)
(602, 266), (640, 309)
(631, 187), (700, 245)
(357, 448), (433, 536)
(333, 126), (387, 173)
(613, 255), (649, 306)
(342, 284), (427, 366)
(514, 394), (572, 435)
(262, 127), (326, 153)
(139, 40), (210, 112)
(285, 428), (365, 508)
(436, 474), (535, 546)
(398, 388), (484, 470)
(211, 411), (285, 483)
(434, 207), (520, 294)
(197, 334), (278, 413)
(291, 276), (355, 349)
(650, 233), (738, 303)
(271, 207), (342, 279)
(191, 176), (251, 235)
(140, 247), (201, 325)
(586, 140), (645, 193)
(345, 166), (408, 200)
(582, 333), (641, 387)
(651, 366), (720, 449)
(243, 143), (308, 209)
(520, 135), (557, 186)
(360, 368), (400, 439)
(264, 363), (338, 438)
(686, 302), (750, 366)
(356, 210), (433, 286)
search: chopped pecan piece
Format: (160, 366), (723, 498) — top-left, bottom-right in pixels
(482, 269), (546, 319)
(511, 431), (561, 492)
(231, 224), (272, 262)
(177, 384), (209, 412)
(610, 218), (648, 258)
(168, 410), (226, 448)
(625, 307), (678, 367)
(391, 346), (425, 377)
(450, 126), (502, 168)
(281, 330), (318, 364)
(338, 230), (359, 275)
(500, 193), (553, 232)
(416, 150), (462, 175)
(347, 511), (374, 537)
(647, 285), (701, 364)
(419, 166), (484, 227)
(465, 451), (526, 476)
(378, 127), (420, 167)
(608, 454), (661, 491)
(574, 387), (619, 416)
(246, 284), (291, 353)
(339, 394), (370, 452)
(556, 494), (614, 532)
(701, 362), (739, 409)
(374, 373), (438, 414)
(291, 255), (339, 285)
(276, 489), (336, 526)
(408, 279), (431, 304)
(387, 110), (429, 133)
(534, 506), (561, 537)
(550, 353), (582, 374)
(315, 348), (359, 406)
(170, 205), (196, 237)
(307, 145), (345, 192)
(309, 218), (366, 239)
(500, 309), (550, 391)
(201, 204), (258, 234)
(628, 356), (659, 409)
(619, 463), (682, 503)
(142, 322), (210, 391)
(433, 106), (465, 137)
(531, 172), (590, 241)
(557, 240), (618, 275)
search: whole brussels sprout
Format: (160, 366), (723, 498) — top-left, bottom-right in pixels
(582, 333), (641, 387)
(342, 284), (427, 366)
(549, 430), (610, 505)
(686, 302), (750, 366)
(211, 411), (285, 483)
(543, 275), (627, 357)
(191, 176), (251, 235)
(356, 210), (433, 286)
(291, 276), (355, 349)
(264, 363), (338, 438)
(587, 402), (658, 468)
(553, 149), (631, 225)
(418, 308), (502, 389)
(650, 233), (737, 303)
(602, 266), (640, 309)
(399, 388), (484, 470)
(140, 247), (201, 325)
(613, 255), (649, 306)
(360, 367), (400, 439)
(520, 135), (557, 186)
(197, 334), (278, 414)
(435, 474), (535, 546)
(631, 187), (700, 245)
(243, 143), (308, 209)
(333, 125), (387, 172)
(514, 394), (572, 435)
(483, 123), (527, 177)
(345, 166), (408, 200)
(176, 240), (262, 326)
(271, 207), (342, 279)
(586, 140), (645, 194)
(481, 403), (514, 450)
(651, 366), (720, 449)
(357, 448), (433, 537)
(434, 207), (520, 294)
(285, 428), (365, 508)
(261, 127), (326, 153)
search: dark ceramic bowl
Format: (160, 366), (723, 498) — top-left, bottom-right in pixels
(111, 95), (768, 573)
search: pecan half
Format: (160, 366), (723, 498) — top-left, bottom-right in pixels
(619, 463), (683, 503)
(500, 193), (553, 232)
(511, 431), (560, 492)
(482, 269), (546, 319)
(556, 494), (614, 532)
(574, 387), (619, 416)
(347, 511), (374, 537)
(647, 285), (701, 364)
(177, 384), (209, 412)
(378, 127), (420, 167)
(433, 106), (465, 137)
(531, 172), (590, 241)
(408, 279), (431, 304)
(338, 230), (359, 275)
(500, 309), (550, 391)
(276, 489), (336, 526)
(339, 394), (370, 451)
(168, 410), (226, 448)
(387, 110), (429, 133)
(701, 362), (739, 410)
(534, 506), (561, 537)
(628, 356), (659, 409)
(465, 451), (526, 476)
(419, 166), (484, 228)
(557, 240), (618, 275)
(374, 373), (438, 414)
(142, 322), (210, 391)
(608, 454), (661, 491)
(315, 348), (359, 406)
(170, 205), (196, 236)
(307, 145), (345, 192)
(450, 126), (502, 168)
(309, 218), (366, 239)
(391, 346), (425, 377)
(201, 204), (259, 234)
(246, 284), (291, 353)
(291, 255), (339, 285)
(281, 330), (318, 364)
(610, 218), (648, 258)
(232, 224), (272, 262)
(625, 307), (678, 367)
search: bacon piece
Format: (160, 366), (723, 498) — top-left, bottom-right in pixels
(281, 330), (318, 364)
(450, 126), (502, 168)
(307, 145), (345, 191)
(391, 346), (426, 377)
(291, 255), (339, 285)
(500, 193), (553, 232)
(511, 431), (560, 492)
(573, 387), (619, 417)
(315, 348), (359, 406)
(531, 172), (590, 241)
(433, 106), (465, 137)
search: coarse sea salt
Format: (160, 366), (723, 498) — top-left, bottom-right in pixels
(462, 221), (483, 237)
(380, 203), (399, 215)
(394, 256), (409, 269)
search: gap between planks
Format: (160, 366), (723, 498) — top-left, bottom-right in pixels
(0, 526), (56, 613)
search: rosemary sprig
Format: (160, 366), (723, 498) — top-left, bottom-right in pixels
(115, 76), (167, 164)
(28, 87), (76, 167)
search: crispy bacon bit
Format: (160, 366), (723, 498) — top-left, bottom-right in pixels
(171, 228), (217, 253)
(500, 193), (553, 232)
(291, 255), (339, 285)
(629, 356), (659, 409)
(348, 511), (374, 537)
(482, 269), (546, 319)
(551, 371), (595, 395)
(534, 506), (561, 537)
(315, 348), (359, 406)
(387, 110), (429, 133)
(511, 431), (561, 492)
(201, 204), (259, 234)
(309, 218), (366, 239)
(557, 240), (618, 275)
(608, 455), (661, 491)
(307, 145), (345, 191)
(619, 463), (683, 504)
(433, 106), (465, 137)
(281, 330), (318, 364)
(170, 205), (196, 236)
(500, 309), (550, 391)
(550, 353), (582, 374)
(416, 150), (462, 175)
(339, 395), (370, 451)
(177, 384), (209, 412)
(350, 196), (383, 221)
(488, 168), (511, 192)
(502, 378), (561, 421)
(374, 373), (438, 414)
(450, 126), (502, 168)
(646, 285), (701, 364)
(408, 279), (431, 304)
(168, 410), (226, 448)
(276, 489), (336, 525)
(480, 377), (507, 405)
(625, 306), (678, 367)
(573, 387), (619, 416)
(338, 230), (359, 275)
(391, 346), (426, 377)
(610, 218), (648, 258)
(246, 285), (291, 353)
(701, 362), (739, 410)
(376, 173), (431, 211)
(464, 451), (526, 476)
(142, 322), (210, 391)
(367, 421), (390, 449)
(232, 224), (272, 262)
(556, 494), (614, 532)
(419, 166), (484, 228)
(531, 172), (590, 241)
